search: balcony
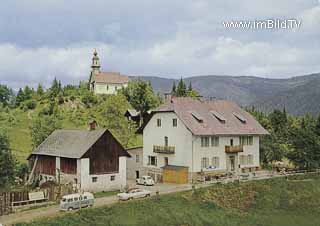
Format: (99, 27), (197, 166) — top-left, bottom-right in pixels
(153, 145), (175, 154)
(225, 145), (243, 153)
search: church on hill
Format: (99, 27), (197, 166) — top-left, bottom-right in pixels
(89, 50), (129, 95)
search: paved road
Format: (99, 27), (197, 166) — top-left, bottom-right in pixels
(0, 183), (191, 226)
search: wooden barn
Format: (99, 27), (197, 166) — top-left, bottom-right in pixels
(27, 128), (130, 192)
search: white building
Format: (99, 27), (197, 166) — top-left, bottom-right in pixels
(28, 125), (130, 192)
(89, 50), (129, 94)
(138, 97), (269, 183)
(126, 147), (143, 180)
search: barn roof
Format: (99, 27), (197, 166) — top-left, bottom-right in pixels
(29, 129), (129, 159)
(138, 97), (269, 136)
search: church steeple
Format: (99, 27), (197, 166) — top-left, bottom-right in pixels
(91, 49), (101, 74)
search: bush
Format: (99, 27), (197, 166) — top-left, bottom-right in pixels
(58, 95), (64, 105)
(81, 93), (97, 107)
(24, 99), (37, 110)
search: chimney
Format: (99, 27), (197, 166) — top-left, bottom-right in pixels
(89, 120), (97, 131)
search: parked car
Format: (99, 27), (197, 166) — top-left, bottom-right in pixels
(136, 176), (155, 186)
(60, 192), (94, 211)
(117, 188), (151, 201)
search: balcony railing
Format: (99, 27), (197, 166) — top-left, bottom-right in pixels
(225, 145), (243, 153)
(153, 145), (175, 154)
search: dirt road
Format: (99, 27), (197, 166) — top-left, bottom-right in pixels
(0, 183), (191, 226)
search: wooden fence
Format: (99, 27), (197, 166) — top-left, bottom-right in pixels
(0, 191), (29, 216)
(0, 183), (74, 216)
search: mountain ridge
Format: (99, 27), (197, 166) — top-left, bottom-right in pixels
(131, 72), (320, 115)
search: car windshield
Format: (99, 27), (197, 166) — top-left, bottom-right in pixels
(61, 198), (66, 202)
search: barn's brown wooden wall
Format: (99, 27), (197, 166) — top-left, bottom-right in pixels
(34, 155), (56, 175)
(83, 131), (125, 175)
(60, 158), (77, 174)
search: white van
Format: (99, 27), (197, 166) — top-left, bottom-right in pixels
(60, 192), (94, 211)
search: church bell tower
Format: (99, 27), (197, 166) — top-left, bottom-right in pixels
(89, 49), (101, 90)
(91, 49), (101, 74)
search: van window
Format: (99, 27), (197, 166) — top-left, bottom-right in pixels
(74, 197), (78, 201)
(84, 196), (87, 200)
(68, 198), (73, 202)
(62, 198), (66, 202)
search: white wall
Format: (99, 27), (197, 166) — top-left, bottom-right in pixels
(143, 112), (193, 170)
(239, 136), (260, 167)
(80, 157), (127, 192)
(193, 135), (260, 172)
(94, 83), (128, 95)
(126, 148), (143, 179)
(143, 111), (261, 176)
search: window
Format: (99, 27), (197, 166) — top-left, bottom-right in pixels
(201, 137), (210, 147)
(74, 197), (78, 201)
(211, 137), (219, 147)
(240, 155), (253, 165)
(84, 196), (87, 200)
(164, 136), (168, 146)
(248, 155), (254, 165)
(164, 157), (168, 166)
(173, 118), (177, 127)
(240, 136), (253, 146)
(233, 112), (247, 123)
(136, 155), (140, 163)
(230, 139), (234, 146)
(92, 177), (97, 183)
(107, 85), (109, 90)
(210, 111), (226, 123)
(157, 119), (161, 127)
(201, 157), (209, 169)
(110, 175), (115, 181)
(240, 155), (245, 165)
(115, 86), (118, 90)
(212, 157), (220, 168)
(191, 112), (204, 123)
(148, 156), (157, 166)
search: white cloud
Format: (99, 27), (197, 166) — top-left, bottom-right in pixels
(0, 0), (319, 88)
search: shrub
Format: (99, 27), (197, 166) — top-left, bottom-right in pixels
(24, 99), (37, 110)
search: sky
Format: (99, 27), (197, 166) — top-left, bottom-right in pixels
(0, 0), (320, 89)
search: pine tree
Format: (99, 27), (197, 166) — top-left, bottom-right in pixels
(16, 88), (25, 106)
(37, 84), (44, 96)
(0, 130), (15, 187)
(176, 78), (187, 97)
(23, 86), (33, 100)
(50, 77), (62, 98)
(188, 81), (192, 92)
(315, 114), (320, 136)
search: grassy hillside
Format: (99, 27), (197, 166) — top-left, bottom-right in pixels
(17, 173), (320, 226)
(0, 93), (142, 163)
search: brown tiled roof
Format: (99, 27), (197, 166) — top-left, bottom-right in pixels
(94, 72), (129, 84)
(138, 97), (269, 136)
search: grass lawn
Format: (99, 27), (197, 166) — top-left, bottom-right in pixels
(16, 173), (320, 226)
(94, 190), (119, 198)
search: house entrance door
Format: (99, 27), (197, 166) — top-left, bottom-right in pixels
(227, 155), (237, 172)
(229, 156), (235, 171)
